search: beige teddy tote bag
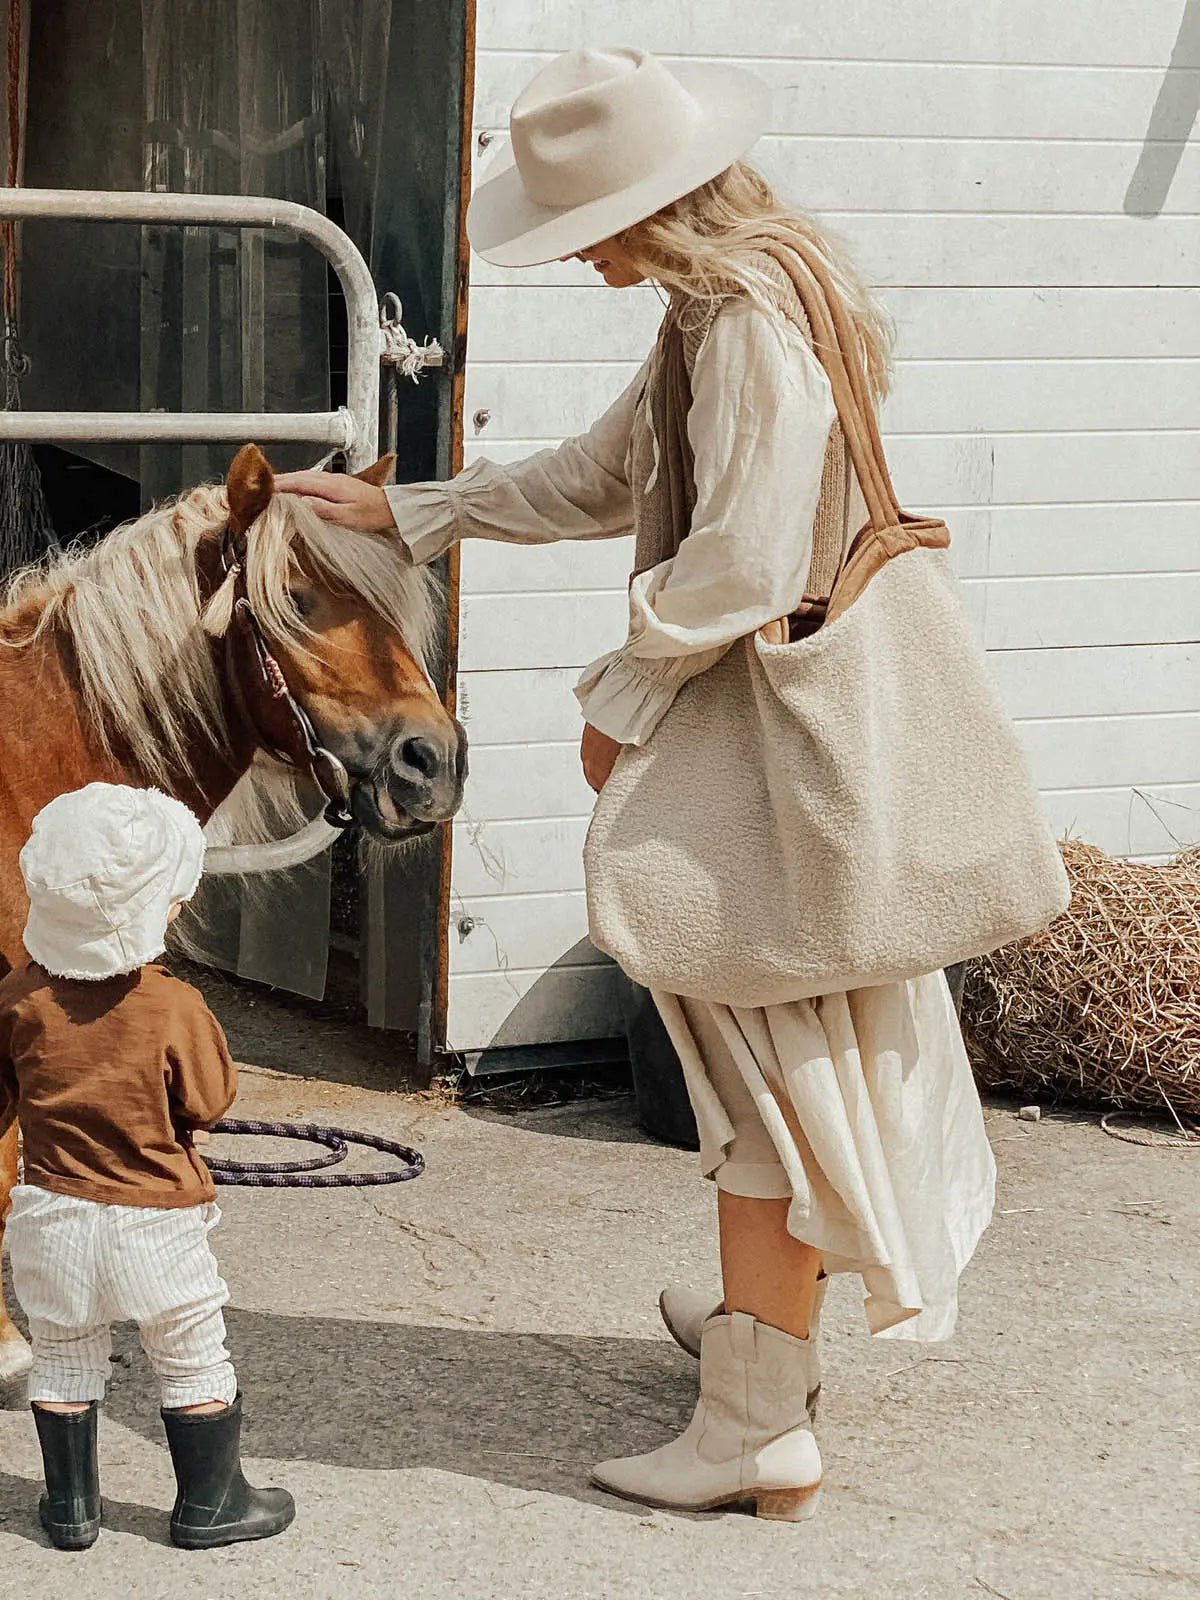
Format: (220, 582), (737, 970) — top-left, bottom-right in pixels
(584, 242), (1070, 1008)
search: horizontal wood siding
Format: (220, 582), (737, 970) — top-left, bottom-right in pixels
(465, 357), (1200, 435)
(447, 3), (1200, 1052)
(473, 5), (1191, 66)
(468, 286), (1200, 363)
(474, 57), (1196, 138)
(468, 219), (1200, 286)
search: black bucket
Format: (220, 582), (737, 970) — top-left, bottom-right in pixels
(616, 973), (700, 1150)
(945, 962), (967, 1017)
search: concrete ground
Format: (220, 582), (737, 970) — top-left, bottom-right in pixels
(1, 977), (1197, 1600)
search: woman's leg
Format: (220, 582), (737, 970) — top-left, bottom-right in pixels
(718, 1190), (822, 1340)
(655, 992), (826, 1343)
(593, 1196), (824, 1517)
(591, 998), (824, 1516)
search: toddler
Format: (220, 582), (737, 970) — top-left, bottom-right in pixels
(0, 782), (293, 1550)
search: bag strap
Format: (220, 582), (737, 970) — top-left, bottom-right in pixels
(758, 240), (901, 540)
(647, 247), (941, 635)
(754, 240), (957, 633)
(802, 425), (851, 605)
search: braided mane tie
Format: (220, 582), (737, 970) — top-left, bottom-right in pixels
(206, 1118), (424, 1188)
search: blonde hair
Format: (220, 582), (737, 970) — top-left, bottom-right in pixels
(619, 162), (894, 400)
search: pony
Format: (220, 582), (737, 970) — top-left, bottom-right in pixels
(0, 443), (466, 1381)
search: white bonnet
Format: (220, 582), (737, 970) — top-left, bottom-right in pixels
(20, 783), (205, 981)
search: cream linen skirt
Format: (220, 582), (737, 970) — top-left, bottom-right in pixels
(653, 972), (995, 1341)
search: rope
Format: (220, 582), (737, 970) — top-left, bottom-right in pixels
(204, 1120), (349, 1176)
(205, 1117), (424, 1188)
(379, 292), (444, 382)
(1100, 1112), (1200, 1151)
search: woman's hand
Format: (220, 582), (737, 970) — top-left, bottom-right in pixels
(272, 470), (397, 532)
(581, 723), (623, 792)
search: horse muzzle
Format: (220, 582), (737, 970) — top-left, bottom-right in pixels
(352, 717), (467, 841)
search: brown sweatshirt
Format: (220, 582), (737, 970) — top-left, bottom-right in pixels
(0, 962), (237, 1208)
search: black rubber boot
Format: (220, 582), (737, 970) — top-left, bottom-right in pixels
(161, 1393), (294, 1549)
(31, 1401), (102, 1550)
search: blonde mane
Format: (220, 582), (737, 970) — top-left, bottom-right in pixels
(0, 483), (441, 848)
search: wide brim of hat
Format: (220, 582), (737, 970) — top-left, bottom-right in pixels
(468, 61), (771, 268)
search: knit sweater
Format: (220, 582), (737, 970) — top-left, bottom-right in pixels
(635, 254), (853, 597)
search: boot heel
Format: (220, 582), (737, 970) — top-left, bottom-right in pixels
(754, 1483), (821, 1522)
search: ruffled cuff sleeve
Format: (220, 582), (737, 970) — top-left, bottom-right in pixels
(575, 643), (727, 746)
(383, 481), (461, 566)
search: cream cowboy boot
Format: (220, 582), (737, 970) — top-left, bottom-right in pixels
(592, 1312), (822, 1520)
(659, 1277), (827, 1417)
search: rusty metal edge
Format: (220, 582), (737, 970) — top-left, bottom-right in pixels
(420, 0), (475, 1073)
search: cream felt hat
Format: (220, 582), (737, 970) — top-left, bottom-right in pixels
(20, 783), (206, 981)
(468, 48), (771, 268)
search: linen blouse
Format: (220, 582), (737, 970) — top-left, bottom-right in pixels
(384, 297), (837, 746)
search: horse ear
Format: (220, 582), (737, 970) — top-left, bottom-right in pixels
(353, 454), (396, 488)
(227, 443), (275, 537)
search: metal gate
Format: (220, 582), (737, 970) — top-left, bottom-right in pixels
(0, 184), (443, 1009)
(0, 186), (408, 464)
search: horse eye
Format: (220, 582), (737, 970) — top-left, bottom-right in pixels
(290, 588), (317, 620)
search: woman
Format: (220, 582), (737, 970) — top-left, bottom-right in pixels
(278, 47), (995, 1521)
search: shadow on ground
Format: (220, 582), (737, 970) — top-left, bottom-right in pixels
(174, 957), (419, 1093)
(2, 1309), (698, 1521)
(461, 1093), (654, 1147)
(0, 1476), (172, 1547)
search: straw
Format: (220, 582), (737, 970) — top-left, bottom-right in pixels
(963, 840), (1200, 1115)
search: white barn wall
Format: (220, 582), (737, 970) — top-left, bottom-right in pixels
(446, 2), (1200, 1053)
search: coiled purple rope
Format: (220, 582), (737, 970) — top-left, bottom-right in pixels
(206, 1118), (424, 1188)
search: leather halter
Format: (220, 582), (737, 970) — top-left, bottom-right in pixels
(218, 528), (356, 830)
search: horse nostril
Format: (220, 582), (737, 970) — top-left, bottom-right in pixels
(399, 735), (440, 780)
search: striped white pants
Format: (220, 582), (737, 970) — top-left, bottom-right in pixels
(6, 1184), (237, 1408)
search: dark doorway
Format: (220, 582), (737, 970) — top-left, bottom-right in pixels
(12, 0), (471, 1038)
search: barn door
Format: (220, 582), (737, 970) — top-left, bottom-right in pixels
(16, 0), (472, 1025)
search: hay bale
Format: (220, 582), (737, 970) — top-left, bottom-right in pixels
(963, 839), (1200, 1115)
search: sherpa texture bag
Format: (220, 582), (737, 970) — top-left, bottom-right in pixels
(584, 242), (1070, 1007)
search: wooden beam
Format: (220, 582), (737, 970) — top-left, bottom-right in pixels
(424, 0), (476, 1071)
